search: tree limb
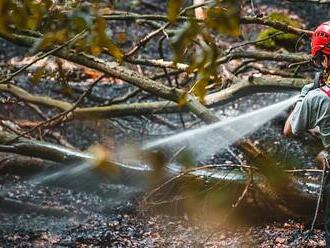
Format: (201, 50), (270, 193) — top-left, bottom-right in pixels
(0, 31), (308, 166)
(0, 32), (183, 102)
(240, 16), (313, 36)
(127, 50), (310, 71)
(103, 12), (312, 36)
(0, 76), (308, 120)
(285, 0), (330, 3)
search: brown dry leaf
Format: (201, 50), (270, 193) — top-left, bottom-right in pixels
(275, 237), (286, 244)
(116, 32), (127, 44)
(82, 67), (103, 79)
(16, 120), (43, 128)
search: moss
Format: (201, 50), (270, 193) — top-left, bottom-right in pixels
(256, 12), (302, 51)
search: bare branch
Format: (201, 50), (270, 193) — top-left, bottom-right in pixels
(0, 30), (87, 84)
(240, 16), (313, 36)
(285, 0), (330, 3)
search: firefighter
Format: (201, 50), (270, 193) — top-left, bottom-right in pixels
(283, 21), (330, 246)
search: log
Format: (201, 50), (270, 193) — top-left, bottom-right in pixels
(0, 130), (319, 218)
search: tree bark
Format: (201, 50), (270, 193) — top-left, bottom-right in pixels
(0, 130), (319, 218)
(1, 78), (307, 120)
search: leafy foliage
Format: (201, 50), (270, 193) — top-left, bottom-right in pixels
(169, 0), (240, 104)
(0, 0), (123, 62)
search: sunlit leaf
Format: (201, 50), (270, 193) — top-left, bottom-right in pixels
(167, 0), (183, 24)
(102, 37), (124, 62)
(192, 77), (208, 104)
(91, 44), (102, 55)
(178, 92), (188, 107)
(88, 144), (120, 177)
(72, 16), (88, 33)
(35, 30), (67, 51)
(25, 0), (44, 30)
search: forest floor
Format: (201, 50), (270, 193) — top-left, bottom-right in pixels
(0, 0), (329, 247)
(0, 173), (326, 248)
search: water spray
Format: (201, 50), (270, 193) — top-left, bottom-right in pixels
(143, 95), (299, 162)
(30, 94), (298, 185)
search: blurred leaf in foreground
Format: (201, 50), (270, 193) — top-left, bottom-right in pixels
(89, 144), (120, 177)
(171, 19), (200, 63)
(167, 0), (183, 24)
(205, 0), (241, 37)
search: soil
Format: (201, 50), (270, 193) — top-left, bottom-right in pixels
(0, 0), (329, 247)
(0, 174), (326, 247)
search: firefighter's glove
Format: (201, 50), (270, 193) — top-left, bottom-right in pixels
(296, 83), (315, 103)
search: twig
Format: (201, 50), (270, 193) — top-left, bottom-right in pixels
(104, 13), (189, 22)
(226, 31), (284, 54)
(108, 88), (141, 105)
(232, 169), (253, 208)
(6, 74), (105, 144)
(0, 30), (87, 84)
(124, 0), (213, 58)
(285, 0), (330, 3)
(288, 60), (311, 68)
(142, 164), (254, 204)
(240, 16), (313, 36)
(310, 158), (327, 232)
(227, 148), (243, 165)
(285, 169), (323, 173)
(124, 23), (170, 58)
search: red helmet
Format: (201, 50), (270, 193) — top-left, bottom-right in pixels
(311, 21), (330, 57)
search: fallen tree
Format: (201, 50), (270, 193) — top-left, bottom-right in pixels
(0, 129), (320, 219)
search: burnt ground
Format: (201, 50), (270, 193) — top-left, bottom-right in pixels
(0, 171), (326, 247)
(0, 78), (325, 247)
(0, 1), (329, 247)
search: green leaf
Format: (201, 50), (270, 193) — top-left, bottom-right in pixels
(167, 0), (183, 24)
